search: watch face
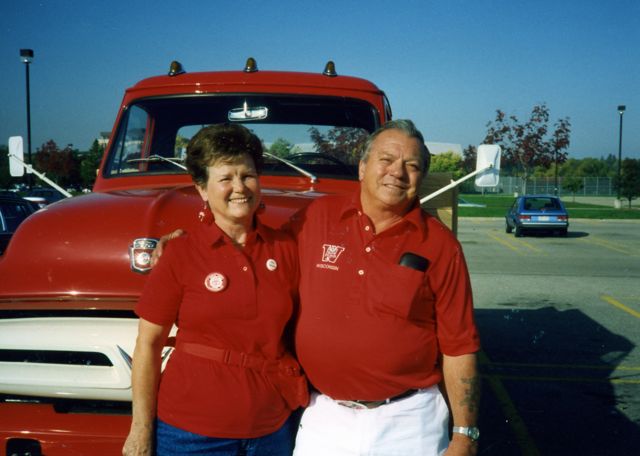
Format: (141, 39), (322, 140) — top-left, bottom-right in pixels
(469, 427), (480, 440)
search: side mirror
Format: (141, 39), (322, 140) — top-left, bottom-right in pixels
(8, 136), (25, 177)
(474, 144), (501, 187)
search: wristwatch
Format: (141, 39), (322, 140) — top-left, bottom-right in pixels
(452, 426), (480, 442)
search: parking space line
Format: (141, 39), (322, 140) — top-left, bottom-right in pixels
(600, 294), (640, 319)
(486, 232), (523, 253)
(486, 232), (546, 255)
(579, 237), (639, 256)
(479, 351), (541, 455)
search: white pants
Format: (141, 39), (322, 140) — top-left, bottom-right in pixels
(293, 386), (450, 456)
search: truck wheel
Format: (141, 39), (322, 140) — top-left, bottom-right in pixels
(505, 223), (513, 234)
(515, 226), (523, 237)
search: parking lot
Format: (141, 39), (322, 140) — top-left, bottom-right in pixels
(459, 218), (640, 455)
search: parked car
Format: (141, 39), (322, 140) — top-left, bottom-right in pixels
(0, 194), (39, 254)
(505, 194), (569, 237)
(23, 187), (67, 207)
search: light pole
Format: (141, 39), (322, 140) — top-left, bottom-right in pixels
(616, 105), (625, 202)
(20, 49), (34, 189)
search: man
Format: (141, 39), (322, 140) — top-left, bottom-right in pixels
(289, 120), (480, 456)
(154, 120), (480, 455)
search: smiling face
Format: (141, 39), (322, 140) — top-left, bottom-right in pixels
(196, 153), (261, 229)
(358, 129), (424, 215)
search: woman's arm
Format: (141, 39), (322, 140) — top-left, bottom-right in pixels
(122, 318), (172, 456)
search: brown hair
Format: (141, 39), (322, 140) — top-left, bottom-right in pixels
(186, 123), (264, 187)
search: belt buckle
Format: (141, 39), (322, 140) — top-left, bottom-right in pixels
(336, 400), (369, 410)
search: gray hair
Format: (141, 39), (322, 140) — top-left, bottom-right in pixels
(361, 119), (431, 172)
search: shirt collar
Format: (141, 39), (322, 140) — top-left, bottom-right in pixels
(340, 188), (426, 235)
(199, 215), (271, 247)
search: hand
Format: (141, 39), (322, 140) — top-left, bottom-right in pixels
(443, 434), (478, 456)
(122, 427), (153, 456)
(150, 229), (184, 267)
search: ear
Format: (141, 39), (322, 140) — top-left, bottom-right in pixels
(196, 184), (208, 202)
(358, 160), (366, 181)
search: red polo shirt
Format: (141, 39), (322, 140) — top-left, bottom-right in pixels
(135, 217), (299, 438)
(292, 192), (479, 401)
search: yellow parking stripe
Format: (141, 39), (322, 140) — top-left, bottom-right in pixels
(600, 295), (640, 319)
(579, 237), (639, 256)
(479, 351), (541, 455)
(486, 232), (522, 253)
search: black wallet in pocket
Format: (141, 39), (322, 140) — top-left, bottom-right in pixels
(398, 252), (429, 272)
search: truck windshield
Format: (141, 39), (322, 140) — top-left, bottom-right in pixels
(104, 94), (378, 180)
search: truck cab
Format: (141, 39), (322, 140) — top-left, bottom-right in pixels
(0, 59), (404, 454)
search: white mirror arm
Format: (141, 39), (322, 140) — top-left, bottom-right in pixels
(419, 164), (493, 205)
(8, 153), (73, 198)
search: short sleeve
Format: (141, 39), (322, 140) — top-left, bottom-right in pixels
(135, 240), (184, 326)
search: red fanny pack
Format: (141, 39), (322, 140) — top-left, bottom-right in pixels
(176, 341), (309, 410)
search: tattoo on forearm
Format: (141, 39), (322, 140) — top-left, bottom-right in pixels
(460, 375), (480, 413)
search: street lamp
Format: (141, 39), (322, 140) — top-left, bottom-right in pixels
(616, 105), (626, 202)
(20, 48), (34, 189)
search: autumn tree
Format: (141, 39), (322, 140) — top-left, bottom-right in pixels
(34, 140), (81, 188)
(308, 127), (368, 165)
(481, 104), (571, 193)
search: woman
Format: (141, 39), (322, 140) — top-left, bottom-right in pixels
(123, 124), (307, 456)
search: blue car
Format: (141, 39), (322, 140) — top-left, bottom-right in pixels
(505, 194), (569, 237)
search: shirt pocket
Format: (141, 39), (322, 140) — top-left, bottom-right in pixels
(372, 264), (433, 324)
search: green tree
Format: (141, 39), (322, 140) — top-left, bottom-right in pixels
(268, 138), (299, 158)
(563, 175), (584, 201)
(616, 158), (640, 208)
(429, 151), (465, 180)
(80, 139), (104, 189)
(483, 104), (571, 193)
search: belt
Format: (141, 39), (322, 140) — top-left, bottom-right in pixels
(335, 389), (420, 410)
(176, 341), (299, 377)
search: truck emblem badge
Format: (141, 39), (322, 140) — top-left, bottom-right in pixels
(129, 238), (159, 273)
(204, 272), (227, 292)
(321, 244), (345, 263)
(266, 259), (278, 271)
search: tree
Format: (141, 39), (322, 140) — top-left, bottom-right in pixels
(80, 139), (104, 189)
(308, 127), (367, 164)
(34, 140), (81, 189)
(616, 158), (640, 208)
(429, 151), (465, 180)
(483, 104), (571, 193)
(563, 175), (584, 202)
(268, 138), (300, 158)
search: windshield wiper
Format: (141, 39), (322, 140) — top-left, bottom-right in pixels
(127, 155), (187, 171)
(264, 152), (317, 184)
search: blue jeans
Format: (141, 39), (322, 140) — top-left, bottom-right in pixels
(155, 412), (299, 456)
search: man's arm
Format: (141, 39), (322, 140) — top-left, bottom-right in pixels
(442, 352), (480, 456)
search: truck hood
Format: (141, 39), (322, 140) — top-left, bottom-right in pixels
(0, 185), (325, 305)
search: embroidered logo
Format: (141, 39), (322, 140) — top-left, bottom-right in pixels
(321, 244), (345, 264)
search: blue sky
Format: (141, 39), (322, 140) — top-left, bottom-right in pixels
(1, 0), (638, 159)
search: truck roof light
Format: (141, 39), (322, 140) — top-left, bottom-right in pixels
(244, 57), (258, 73)
(323, 61), (337, 77)
(168, 61), (185, 76)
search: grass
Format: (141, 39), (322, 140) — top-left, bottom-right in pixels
(458, 194), (640, 219)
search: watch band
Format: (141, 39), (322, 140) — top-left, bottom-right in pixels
(452, 426), (480, 441)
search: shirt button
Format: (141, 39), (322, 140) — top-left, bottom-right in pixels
(242, 266), (248, 272)
(364, 226), (370, 231)
(365, 247), (371, 253)
(358, 269), (365, 276)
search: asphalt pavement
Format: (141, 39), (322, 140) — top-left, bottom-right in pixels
(459, 218), (640, 455)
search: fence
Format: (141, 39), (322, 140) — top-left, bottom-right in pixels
(461, 176), (615, 196)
